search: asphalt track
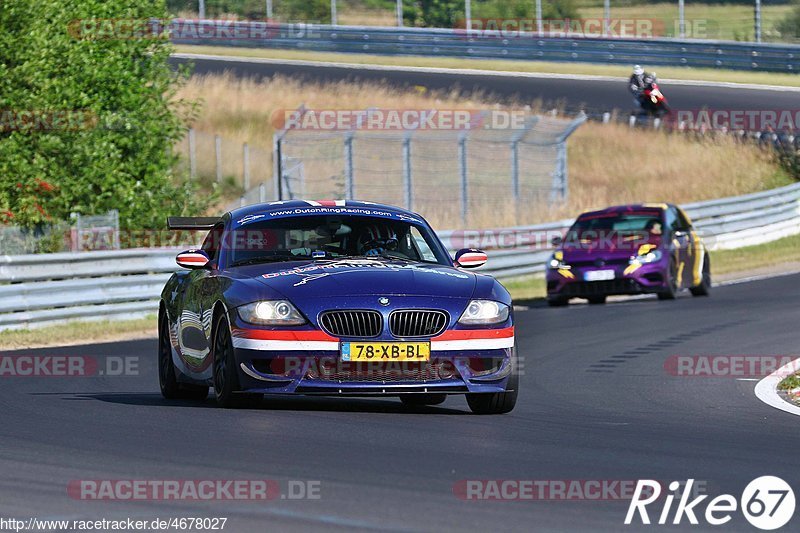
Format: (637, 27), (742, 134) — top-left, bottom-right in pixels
(2, 275), (799, 532)
(171, 55), (800, 115)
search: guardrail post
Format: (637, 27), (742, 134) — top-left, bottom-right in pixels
(402, 132), (413, 211)
(188, 128), (196, 180)
(458, 132), (468, 226)
(344, 132), (355, 200)
(243, 143), (251, 192)
(215, 134), (222, 183)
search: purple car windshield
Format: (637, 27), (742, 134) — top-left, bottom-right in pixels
(567, 213), (664, 241)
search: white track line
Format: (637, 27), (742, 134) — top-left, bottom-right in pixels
(754, 357), (800, 417)
(172, 52), (800, 93)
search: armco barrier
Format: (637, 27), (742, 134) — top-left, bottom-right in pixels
(171, 21), (800, 73)
(1, 182), (799, 329)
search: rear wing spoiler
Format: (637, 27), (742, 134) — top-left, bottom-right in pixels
(166, 217), (220, 230)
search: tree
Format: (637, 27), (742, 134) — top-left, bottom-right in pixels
(0, 0), (203, 230)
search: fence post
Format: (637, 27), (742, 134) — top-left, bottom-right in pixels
(396, 0), (403, 27)
(188, 128), (196, 180)
(536, 0), (543, 36)
(458, 132), (468, 226)
(755, 0), (762, 43)
(273, 133), (282, 201)
(402, 132), (413, 211)
(678, 0), (686, 39)
(243, 143), (251, 192)
(331, 0), (337, 25)
(551, 142), (568, 203)
(215, 134), (222, 183)
(510, 140), (520, 202)
(603, 0), (610, 37)
(344, 132), (355, 200)
(259, 182), (266, 203)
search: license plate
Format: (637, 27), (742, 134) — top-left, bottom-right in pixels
(584, 269), (615, 281)
(341, 342), (430, 362)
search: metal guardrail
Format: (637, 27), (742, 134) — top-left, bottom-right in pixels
(2, 182), (799, 329)
(171, 22), (800, 73)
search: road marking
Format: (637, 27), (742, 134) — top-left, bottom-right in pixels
(172, 53), (800, 93)
(754, 357), (800, 417)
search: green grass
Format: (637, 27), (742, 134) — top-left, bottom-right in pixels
(577, 2), (793, 42)
(174, 45), (800, 88)
(503, 231), (800, 302)
(710, 232), (800, 275)
(0, 315), (157, 350)
(779, 373), (800, 391)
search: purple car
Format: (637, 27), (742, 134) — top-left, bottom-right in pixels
(546, 204), (711, 306)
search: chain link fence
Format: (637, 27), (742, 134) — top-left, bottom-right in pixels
(272, 112), (586, 228)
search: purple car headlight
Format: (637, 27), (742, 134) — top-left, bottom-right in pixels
(458, 300), (510, 326)
(630, 249), (663, 264)
(547, 252), (571, 270)
(238, 300), (306, 326)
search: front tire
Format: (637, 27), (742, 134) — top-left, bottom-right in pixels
(587, 296), (607, 305)
(690, 254), (711, 297)
(657, 260), (679, 300)
(158, 313), (208, 401)
(466, 349), (518, 415)
(547, 296), (569, 307)
(212, 313), (262, 408)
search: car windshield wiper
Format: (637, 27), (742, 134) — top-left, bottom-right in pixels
(230, 255), (304, 267)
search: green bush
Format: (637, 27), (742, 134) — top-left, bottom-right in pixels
(0, 0), (206, 230)
(776, 0), (800, 40)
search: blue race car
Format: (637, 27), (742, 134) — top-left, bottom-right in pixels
(159, 200), (517, 414)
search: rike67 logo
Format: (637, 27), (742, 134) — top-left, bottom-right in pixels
(625, 477), (795, 530)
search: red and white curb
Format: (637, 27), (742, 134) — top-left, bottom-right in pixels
(754, 357), (800, 417)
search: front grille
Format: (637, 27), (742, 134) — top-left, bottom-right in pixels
(319, 310), (382, 338)
(389, 310), (448, 338)
(562, 279), (640, 296)
(570, 258), (631, 267)
(307, 360), (459, 383)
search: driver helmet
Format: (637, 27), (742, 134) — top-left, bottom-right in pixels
(358, 224), (398, 256)
(633, 65), (644, 76)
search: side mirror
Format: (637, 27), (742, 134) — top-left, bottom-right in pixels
(454, 248), (487, 269)
(551, 235), (563, 247)
(176, 249), (210, 269)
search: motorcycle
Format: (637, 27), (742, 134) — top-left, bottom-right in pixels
(637, 79), (670, 118)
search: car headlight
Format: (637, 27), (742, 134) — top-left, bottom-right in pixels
(458, 300), (510, 325)
(548, 252), (570, 270)
(630, 250), (663, 264)
(238, 301), (306, 326)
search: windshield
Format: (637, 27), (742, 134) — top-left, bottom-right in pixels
(565, 212), (664, 242)
(224, 215), (450, 267)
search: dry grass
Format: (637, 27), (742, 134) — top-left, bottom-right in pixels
(0, 316), (157, 350)
(177, 74), (791, 228)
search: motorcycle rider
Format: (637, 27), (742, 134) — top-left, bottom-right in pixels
(629, 65), (647, 111)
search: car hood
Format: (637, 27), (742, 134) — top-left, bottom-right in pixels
(241, 258), (477, 299)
